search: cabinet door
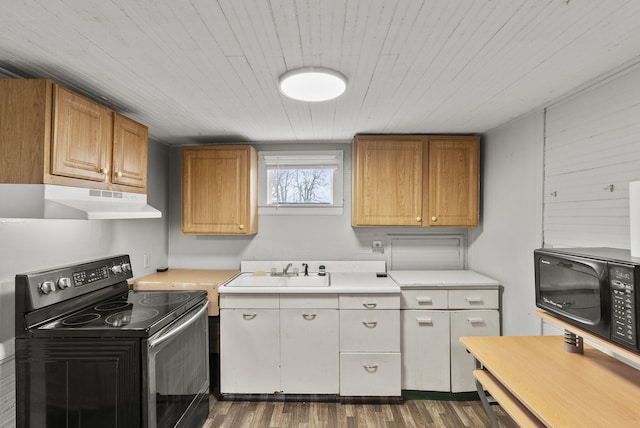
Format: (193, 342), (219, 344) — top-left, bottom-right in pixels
(352, 136), (424, 226)
(450, 310), (499, 392)
(182, 146), (258, 235)
(401, 310), (450, 391)
(220, 309), (280, 393)
(426, 136), (480, 226)
(280, 309), (339, 393)
(112, 113), (148, 189)
(51, 85), (113, 182)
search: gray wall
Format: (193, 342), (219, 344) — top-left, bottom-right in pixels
(468, 111), (545, 336)
(0, 140), (170, 426)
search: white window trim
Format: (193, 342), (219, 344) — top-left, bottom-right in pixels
(258, 150), (344, 216)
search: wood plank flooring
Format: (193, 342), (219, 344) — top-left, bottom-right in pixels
(204, 395), (519, 428)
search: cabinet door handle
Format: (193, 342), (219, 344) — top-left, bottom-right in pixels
(363, 364), (378, 372)
(416, 216), (422, 222)
(416, 297), (432, 304)
(417, 318), (433, 325)
(239, 224), (245, 230)
(302, 313), (316, 320)
(467, 317), (485, 325)
(431, 216), (437, 222)
(115, 170), (123, 178)
(362, 321), (378, 328)
(465, 297), (484, 304)
(242, 313), (257, 320)
(100, 167), (109, 181)
(362, 303), (377, 309)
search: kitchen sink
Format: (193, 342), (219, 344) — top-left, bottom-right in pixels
(226, 273), (330, 287)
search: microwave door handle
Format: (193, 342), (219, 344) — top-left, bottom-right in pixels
(148, 301), (208, 349)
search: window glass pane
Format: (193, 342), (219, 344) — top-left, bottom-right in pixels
(268, 168), (334, 204)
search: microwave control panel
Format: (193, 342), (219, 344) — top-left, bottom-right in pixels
(610, 264), (636, 347)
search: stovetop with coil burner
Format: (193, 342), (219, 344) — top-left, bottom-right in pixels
(15, 254), (207, 339)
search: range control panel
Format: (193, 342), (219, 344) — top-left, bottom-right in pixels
(610, 264), (636, 347)
(17, 255), (133, 310)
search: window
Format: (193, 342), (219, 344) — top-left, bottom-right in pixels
(258, 150), (343, 215)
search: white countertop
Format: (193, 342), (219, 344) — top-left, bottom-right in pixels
(219, 271), (400, 294)
(387, 270), (500, 288)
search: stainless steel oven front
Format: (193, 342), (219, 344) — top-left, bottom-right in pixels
(145, 300), (210, 428)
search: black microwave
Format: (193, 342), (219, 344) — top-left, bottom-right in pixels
(534, 247), (640, 351)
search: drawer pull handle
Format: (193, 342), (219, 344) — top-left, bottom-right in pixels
(417, 318), (433, 325)
(362, 321), (378, 328)
(363, 364), (378, 372)
(362, 303), (377, 309)
(242, 313), (257, 320)
(416, 297), (433, 304)
(465, 297), (484, 304)
(467, 317), (485, 325)
(302, 313), (317, 320)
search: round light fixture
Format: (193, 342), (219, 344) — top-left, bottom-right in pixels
(279, 67), (347, 102)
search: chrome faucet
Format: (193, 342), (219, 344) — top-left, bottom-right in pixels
(272, 263), (298, 276)
(282, 263), (292, 275)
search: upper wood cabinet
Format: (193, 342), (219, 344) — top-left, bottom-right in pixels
(352, 135), (480, 227)
(182, 145), (258, 235)
(0, 79), (148, 192)
(112, 113), (148, 188)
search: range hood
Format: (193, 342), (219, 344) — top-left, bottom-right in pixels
(0, 184), (162, 220)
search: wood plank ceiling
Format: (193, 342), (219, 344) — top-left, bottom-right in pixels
(0, 0), (639, 145)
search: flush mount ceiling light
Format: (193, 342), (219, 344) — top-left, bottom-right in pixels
(279, 67), (347, 102)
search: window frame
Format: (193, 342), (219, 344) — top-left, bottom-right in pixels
(258, 150), (344, 215)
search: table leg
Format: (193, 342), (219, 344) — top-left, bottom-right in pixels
(474, 358), (499, 428)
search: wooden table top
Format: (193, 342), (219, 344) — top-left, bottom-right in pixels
(460, 335), (640, 427)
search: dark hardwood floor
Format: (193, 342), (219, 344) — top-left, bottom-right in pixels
(205, 395), (518, 428)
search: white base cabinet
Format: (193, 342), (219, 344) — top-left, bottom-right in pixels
(338, 294), (401, 396)
(220, 294), (339, 395)
(450, 309), (500, 392)
(400, 287), (500, 393)
(280, 309), (339, 393)
(220, 308), (280, 393)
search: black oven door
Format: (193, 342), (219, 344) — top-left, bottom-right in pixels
(535, 250), (610, 337)
(144, 300), (210, 428)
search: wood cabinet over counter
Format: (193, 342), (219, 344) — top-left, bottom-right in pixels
(182, 145), (258, 235)
(352, 135), (480, 227)
(0, 79), (149, 193)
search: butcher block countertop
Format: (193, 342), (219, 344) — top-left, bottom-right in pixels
(133, 269), (240, 315)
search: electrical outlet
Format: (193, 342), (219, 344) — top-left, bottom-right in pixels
(143, 254), (150, 268)
(372, 241), (384, 253)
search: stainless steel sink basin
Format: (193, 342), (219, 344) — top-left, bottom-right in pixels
(226, 273), (330, 287)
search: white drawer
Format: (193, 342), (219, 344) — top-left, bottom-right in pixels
(339, 353), (401, 396)
(339, 294), (399, 310)
(280, 294), (338, 309)
(219, 294), (279, 309)
(448, 289), (498, 309)
(401, 289), (448, 309)
(339, 310), (400, 352)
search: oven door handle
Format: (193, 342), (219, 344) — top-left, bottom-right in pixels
(148, 300), (208, 349)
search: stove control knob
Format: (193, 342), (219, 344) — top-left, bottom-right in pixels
(111, 265), (123, 274)
(121, 262), (131, 273)
(57, 277), (72, 289)
(39, 280), (56, 294)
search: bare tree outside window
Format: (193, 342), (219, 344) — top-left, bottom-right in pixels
(269, 168), (332, 204)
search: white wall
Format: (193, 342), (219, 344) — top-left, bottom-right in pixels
(168, 142), (457, 269)
(0, 140), (169, 426)
(544, 65), (640, 248)
(468, 111), (544, 336)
